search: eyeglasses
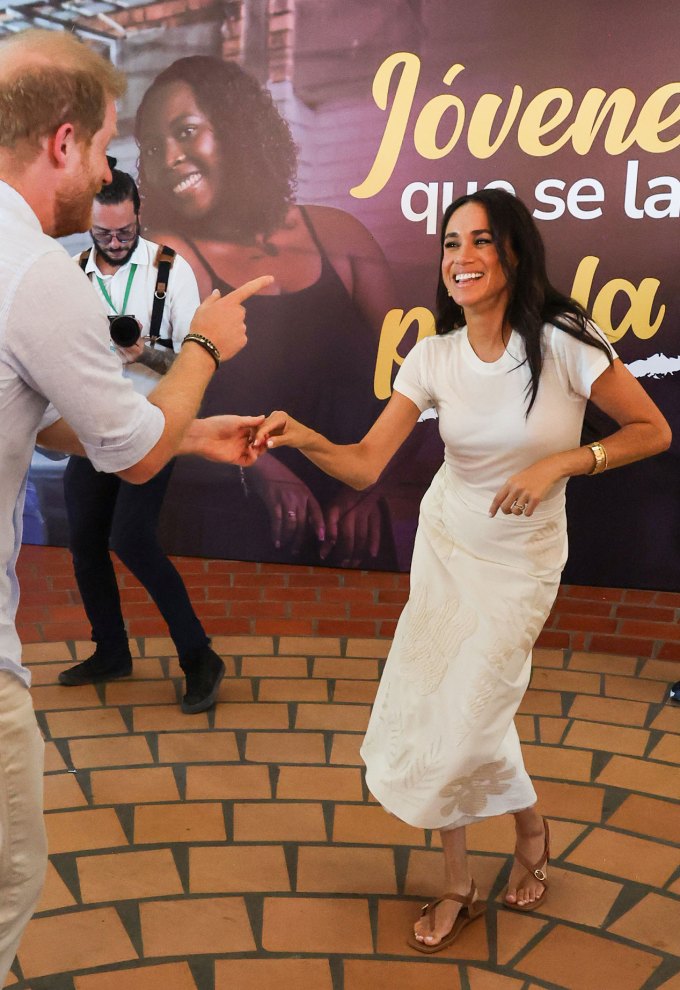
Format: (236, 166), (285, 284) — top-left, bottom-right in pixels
(106, 155), (117, 171)
(91, 222), (138, 245)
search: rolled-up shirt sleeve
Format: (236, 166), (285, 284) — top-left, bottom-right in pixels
(37, 402), (62, 433)
(5, 250), (164, 472)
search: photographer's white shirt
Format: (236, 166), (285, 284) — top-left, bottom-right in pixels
(78, 236), (199, 351)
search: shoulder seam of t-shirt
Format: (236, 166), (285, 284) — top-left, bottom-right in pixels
(547, 321), (611, 400)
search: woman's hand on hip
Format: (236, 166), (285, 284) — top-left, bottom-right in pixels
(489, 457), (563, 518)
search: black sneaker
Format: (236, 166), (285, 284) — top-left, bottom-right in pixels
(179, 645), (225, 714)
(669, 681), (680, 704)
(58, 646), (133, 686)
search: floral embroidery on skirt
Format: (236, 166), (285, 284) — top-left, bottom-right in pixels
(439, 759), (516, 818)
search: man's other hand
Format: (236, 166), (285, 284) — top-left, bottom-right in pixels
(189, 276), (274, 363)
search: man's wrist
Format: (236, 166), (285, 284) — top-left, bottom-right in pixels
(178, 419), (204, 456)
(182, 333), (220, 370)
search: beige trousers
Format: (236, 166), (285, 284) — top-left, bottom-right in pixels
(0, 671), (47, 984)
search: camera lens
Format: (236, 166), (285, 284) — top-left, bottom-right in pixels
(108, 315), (140, 348)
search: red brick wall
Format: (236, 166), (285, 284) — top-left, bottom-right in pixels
(15, 545), (680, 662)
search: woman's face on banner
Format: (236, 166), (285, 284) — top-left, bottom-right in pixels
(138, 81), (221, 220)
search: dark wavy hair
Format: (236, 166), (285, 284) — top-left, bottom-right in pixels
(96, 169), (140, 214)
(435, 189), (613, 413)
(134, 56), (298, 240)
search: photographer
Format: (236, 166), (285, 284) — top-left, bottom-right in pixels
(60, 170), (225, 714)
(76, 168), (194, 374)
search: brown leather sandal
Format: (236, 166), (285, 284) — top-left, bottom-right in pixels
(504, 816), (550, 912)
(407, 879), (486, 954)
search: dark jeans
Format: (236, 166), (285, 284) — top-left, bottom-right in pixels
(63, 456), (208, 659)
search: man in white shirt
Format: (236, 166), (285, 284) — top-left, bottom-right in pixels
(60, 170), (226, 713)
(76, 167), (200, 367)
(0, 28), (271, 981)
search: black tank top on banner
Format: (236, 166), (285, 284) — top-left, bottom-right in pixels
(161, 206), (395, 567)
(181, 207), (384, 498)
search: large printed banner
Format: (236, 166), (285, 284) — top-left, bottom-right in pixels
(27, 0), (680, 589)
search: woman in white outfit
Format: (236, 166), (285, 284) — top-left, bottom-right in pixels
(254, 189), (671, 951)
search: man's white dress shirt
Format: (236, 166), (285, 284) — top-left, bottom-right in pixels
(0, 181), (165, 685)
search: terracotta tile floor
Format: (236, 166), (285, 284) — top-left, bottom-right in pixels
(3, 547), (680, 989)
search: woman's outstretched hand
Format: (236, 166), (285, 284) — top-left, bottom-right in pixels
(252, 411), (311, 451)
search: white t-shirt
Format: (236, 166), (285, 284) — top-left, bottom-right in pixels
(394, 323), (614, 502)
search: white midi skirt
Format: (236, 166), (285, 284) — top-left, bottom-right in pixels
(361, 464), (568, 831)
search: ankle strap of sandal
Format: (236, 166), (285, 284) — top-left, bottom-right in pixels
(514, 818), (550, 881)
(425, 879), (477, 913)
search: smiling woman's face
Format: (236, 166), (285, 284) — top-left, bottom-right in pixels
(441, 201), (514, 317)
(137, 81), (221, 220)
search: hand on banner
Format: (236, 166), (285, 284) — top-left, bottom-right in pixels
(180, 414), (267, 466)
(321, 488), (382, 565)
(189, 275), (274, 362)
(250, 456), (325, 552)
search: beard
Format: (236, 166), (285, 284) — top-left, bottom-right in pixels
(53, 170), (100, 239)
(93, 234), (140, 268)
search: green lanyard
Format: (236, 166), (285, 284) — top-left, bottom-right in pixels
(96, 264), (138, 315)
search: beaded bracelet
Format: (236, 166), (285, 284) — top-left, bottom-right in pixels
(182, 332), (220, 370)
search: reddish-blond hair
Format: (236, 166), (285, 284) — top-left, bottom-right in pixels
(0, 29), (125, 155)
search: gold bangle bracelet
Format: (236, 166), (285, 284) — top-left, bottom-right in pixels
(588, 441), (608, 475)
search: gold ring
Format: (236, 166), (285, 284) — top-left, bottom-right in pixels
(511, 500), (526, 514)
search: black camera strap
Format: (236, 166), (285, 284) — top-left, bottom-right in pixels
(79, 244), (177, 349)
(150, 245), (176, 350)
